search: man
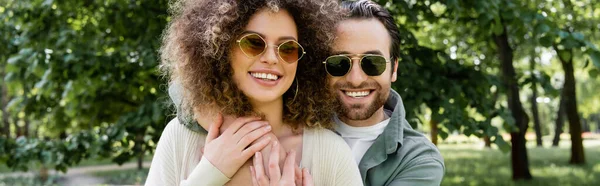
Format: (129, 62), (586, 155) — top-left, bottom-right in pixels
(325, 0), (445, 185)
(167, 0), (444, 185)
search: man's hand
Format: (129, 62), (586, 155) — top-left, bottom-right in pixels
(201, 113), (273, 178)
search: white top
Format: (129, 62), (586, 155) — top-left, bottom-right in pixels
(334, 116), (391, 164)
(145, 118), (363, 186)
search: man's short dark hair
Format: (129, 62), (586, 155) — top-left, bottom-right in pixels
(341, 0), (400, 66)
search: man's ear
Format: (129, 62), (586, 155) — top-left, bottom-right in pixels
(391, 59), (399, 82)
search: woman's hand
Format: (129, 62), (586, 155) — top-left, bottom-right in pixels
(202, 113), (273, 178)
(250, 143), (313, 186)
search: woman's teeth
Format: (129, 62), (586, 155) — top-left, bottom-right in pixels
(250, 72), (279, 81)
(345, 91), (370, 98)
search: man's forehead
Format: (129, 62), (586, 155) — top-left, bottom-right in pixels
(333, 18), (391, 56)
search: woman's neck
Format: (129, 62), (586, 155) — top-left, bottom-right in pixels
(250, 98), (289, 137)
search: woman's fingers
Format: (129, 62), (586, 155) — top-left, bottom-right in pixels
(254, 152), (268, 184)
(302, 168), (314, 186)
(205, 112), (223, 143)
(241, 136), (271, 160)
(268, 142), (281, 182)
(250, 166), (259, 186)
(294, 166), (303, 186)
(281, 150), (296, 183)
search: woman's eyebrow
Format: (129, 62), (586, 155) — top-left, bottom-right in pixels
(241, 30), (298, 41)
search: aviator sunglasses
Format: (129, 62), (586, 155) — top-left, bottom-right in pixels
(323, 54), (390, 76)
(236, 33), (306, 63)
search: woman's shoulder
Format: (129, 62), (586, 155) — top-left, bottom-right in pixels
(304, 127), (349, 150)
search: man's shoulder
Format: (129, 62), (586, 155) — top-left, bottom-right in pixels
(400, 134), (444, 163)
(159, 117), (207, 146)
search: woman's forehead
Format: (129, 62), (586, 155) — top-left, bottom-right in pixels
(244, 8), (298, 41)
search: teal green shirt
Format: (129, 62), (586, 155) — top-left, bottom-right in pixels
(336, 90), (445, 186)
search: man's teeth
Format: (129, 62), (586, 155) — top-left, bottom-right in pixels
(345, 91), (370, 98)
(250, 72), (279, 81)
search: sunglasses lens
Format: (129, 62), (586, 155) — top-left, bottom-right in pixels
(325, 56), (351, 76)
(239, 34), (266, 57)
(278, 40), (303, 63)
(361, 55), (387, 76)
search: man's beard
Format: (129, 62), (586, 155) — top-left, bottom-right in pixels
(334, 81), (388, 121)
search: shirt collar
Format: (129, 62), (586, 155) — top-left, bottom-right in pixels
(382, 89), (406, 154)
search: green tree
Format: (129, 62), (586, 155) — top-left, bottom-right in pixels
(373, 0), (509, 151)
(1, 0), (171, 172)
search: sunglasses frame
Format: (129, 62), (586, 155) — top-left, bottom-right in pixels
(322, 54), (391, 77)
(236, 33), (306, 63)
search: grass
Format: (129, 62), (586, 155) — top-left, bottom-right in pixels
(0, 155), (152, 174)
(0, 175), (61, 186)
(2, 136), (598, 186)
(92, 168), (148, 185)
(439, 138), (600, 186)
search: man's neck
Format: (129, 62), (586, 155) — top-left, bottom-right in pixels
(340, 107), (387, 127)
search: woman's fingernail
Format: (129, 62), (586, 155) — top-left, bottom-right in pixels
(265, 125), (271, 131)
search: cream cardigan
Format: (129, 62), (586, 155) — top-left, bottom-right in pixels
(146, 118), (363, 186)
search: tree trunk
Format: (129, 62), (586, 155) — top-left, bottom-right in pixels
(493, 23), (532, 180)
(430, 119), (438, 145)
(530, 56), (543, 147)
(552, 95), (565, 147)
(596, 114), (600, 133)
(16, 123), (23, 137)
(484, 136), (491, 148)
(581, 118), (589, 132)
(554, 46), (585, 165)
(24, 117), (29, 137)
(1, 83), (9, 138)
(39, 165), (49, 182)
(136, 133), (144, 170)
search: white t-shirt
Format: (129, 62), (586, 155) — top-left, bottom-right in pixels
(334, 116), (391, 164)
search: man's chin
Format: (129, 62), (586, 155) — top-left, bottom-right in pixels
(340, 108), (374, 121)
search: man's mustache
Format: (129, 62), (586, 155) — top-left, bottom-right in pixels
(333, 81), (381, 90)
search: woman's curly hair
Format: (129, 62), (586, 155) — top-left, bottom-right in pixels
(161, 0), (344, 130)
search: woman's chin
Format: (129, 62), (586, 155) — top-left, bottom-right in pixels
(245, 93), (284, 104)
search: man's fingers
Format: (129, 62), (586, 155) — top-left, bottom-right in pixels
(205, 112), (223, 143)
(233, 121), (271, 148)
(268, 142), (281, 182)
(281, 150), (296, 182)
(223, 116), (262, 136)
(237, 124), (271, 148)
(303, 168), (314, 186)
(241, 136), (271, 160)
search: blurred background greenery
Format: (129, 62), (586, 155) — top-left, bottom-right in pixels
(0, 0), (599, 185)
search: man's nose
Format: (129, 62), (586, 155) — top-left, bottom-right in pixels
(345, 59), (367, 87)
(259, 45), (279, 65)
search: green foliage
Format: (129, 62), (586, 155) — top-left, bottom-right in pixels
(375, 0), (510, 150)
(0, 0), (171, 172)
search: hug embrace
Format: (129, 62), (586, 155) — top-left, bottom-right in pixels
(146, 0), (444, 185)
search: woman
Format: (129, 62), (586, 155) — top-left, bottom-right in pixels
(146, 0), (362, 185)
